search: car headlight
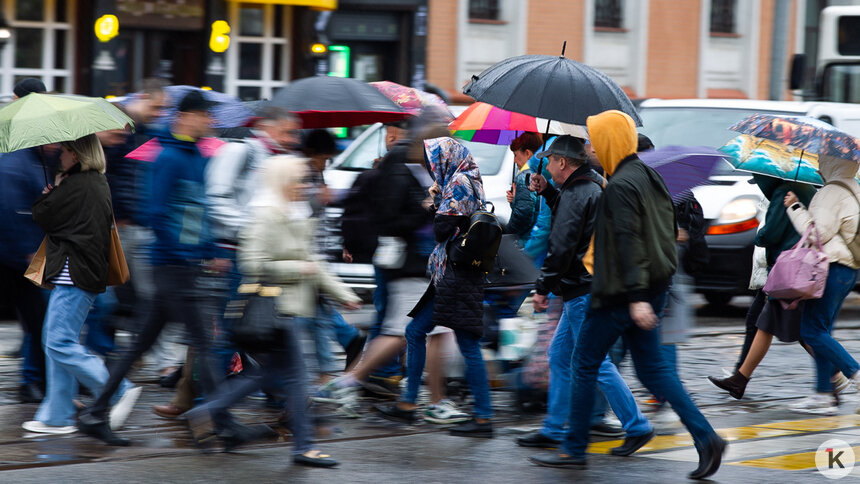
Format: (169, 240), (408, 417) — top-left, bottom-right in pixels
(716, 197), (759, 224)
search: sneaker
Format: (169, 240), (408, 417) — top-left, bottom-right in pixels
(110, 386), (142, 431)
(789, 393), (839, 416)
(22, 421), (77, 435)
(313, 381), (358, 405)
(424, 399), (470, 424)
(375, 403), (417, 424)
(833, 373), (853, 395)
(361, 376), (401, 400)
(449, 419), (493, 438)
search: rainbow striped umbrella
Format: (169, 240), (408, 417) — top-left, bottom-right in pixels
(449, 102), (588, 145)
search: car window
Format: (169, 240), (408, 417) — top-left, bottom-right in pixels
(461, 140), (506, 176)
(337, 126), (387, 170)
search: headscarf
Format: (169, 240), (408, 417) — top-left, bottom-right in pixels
(586, 110), (638, 176)
(255, 154), (313, 218)
(424, 137), (483, 284)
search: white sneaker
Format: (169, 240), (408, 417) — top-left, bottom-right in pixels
(110, 386), (142, 430)
(22, 420), (77, 434)
(833, 373), (853, 395)
(789, 393), (839, 416)
(424, 399), (470, 424)
(312, 382), (358, 405)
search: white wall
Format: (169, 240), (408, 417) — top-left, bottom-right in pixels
(700, 0), (761, 97)
(457, 0), (528, 90)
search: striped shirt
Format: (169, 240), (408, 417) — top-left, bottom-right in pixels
(50, 258), (74, 286)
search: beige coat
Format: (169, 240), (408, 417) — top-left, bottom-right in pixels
(787, 156), (860, 269)
(239, 204), (361, 317)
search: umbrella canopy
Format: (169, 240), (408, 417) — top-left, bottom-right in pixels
(271, 76), (410, 129)
(160, 85), (253, 129)
(0, 93), (133, 153)
(126, 137), (226, 162)
(450, 102), (588, 145)
(720, 134), (833, 185)
(639, 146), (728, 201)
(370, 81), (454, 120)
(462, 54), (642, 126)
(730, 113), (860, 161)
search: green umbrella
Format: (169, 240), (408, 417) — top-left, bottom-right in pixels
(0, 93), (134, 153)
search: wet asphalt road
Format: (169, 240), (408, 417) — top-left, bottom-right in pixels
(1, 293), (860, 482)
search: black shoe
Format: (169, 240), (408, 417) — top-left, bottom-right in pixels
(689, 437), (727, 480)
(449, 419), (493, 438)
(159, 367), (183, 388)
(220, 423), (279, 452)
(589, 422), (625, 438)
(361, 376), (400, 400)
(708, 371), (749, 400)
(344, 334), (366, 370)
(516, 431), (561, 449)
(78, 413), (131, 446)
(294, 451), (339, 468)
(19, 383), (44, 404)
(528, 453), (587, 469)
(374, 403), (416, 424)
(610, 429), (655, 456)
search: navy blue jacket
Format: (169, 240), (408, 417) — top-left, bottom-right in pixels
(104, 126), (154, 224)
(0, 148), (50, 271)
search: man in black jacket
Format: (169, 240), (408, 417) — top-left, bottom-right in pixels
(517, 135), (652, 454)
(532, 111), (726, 480)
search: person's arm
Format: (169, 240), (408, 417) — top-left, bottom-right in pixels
(316, 264), (363, 306)
(434, 214), (466, 242)
(31, 180), (75, 233)
(238, 209), (308, 283)
(538, 184), (560, 211)
(205, 142), (250, 241)
(535, 191), (590, 296)
(608, 184), (650, 302)
(506, 173), (538, 236)
(785, 189), (840, 245)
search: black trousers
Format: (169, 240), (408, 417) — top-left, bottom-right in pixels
(88, 264), (222, 418)
(0, 263), (47, 386)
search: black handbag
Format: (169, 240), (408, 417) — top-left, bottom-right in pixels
(448, 178), (503, 272)
(225, 283), (286, 352)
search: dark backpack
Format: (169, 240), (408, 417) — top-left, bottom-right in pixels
(675, 196), (709, 275)
(449, 178), (503, 272)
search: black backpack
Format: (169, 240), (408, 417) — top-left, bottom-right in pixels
(449, 178), (503, 272)
(675, 195), (709, 275)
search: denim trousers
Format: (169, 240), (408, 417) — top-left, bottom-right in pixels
(563, 291), (718, 458)
(302, 303), (359, 374)
(36, 285), (130, 426)
(87, 265), (221, 419)
(83, 288), (118, 357)
(401, 296), (493, 419)
(0, 263), (48, 386)
(801, 263), (860, 392)
(542, 295), (651, 441)
(188, 317), (313, 454)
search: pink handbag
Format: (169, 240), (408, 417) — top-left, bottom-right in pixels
(763, 225), (829, 309)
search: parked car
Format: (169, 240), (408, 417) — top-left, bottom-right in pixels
(638, 98), (860, 305)
(321, 108), (516, 296)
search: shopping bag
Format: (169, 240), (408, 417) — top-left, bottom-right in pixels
(23, 238), (52, 289)
(107, 221), (130, 286)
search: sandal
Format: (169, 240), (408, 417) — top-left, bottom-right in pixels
(294, 449), (339, 468)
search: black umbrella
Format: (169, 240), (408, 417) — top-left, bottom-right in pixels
(462, 48), (641, 126)
(271, 75), (410, 129)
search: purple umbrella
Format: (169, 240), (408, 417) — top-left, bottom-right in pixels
(639, 146), (729, 201)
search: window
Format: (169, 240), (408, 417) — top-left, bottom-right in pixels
(1, 0), (74, 94)
(594, 0), (623, 29)
(468, 0), (500, 21)
(710, 0), (736, 34)
(227, 2), (290, 101)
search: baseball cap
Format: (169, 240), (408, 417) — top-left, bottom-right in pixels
(177, 90), (218, 113)
(535, 135), (587, 161)
(14, 78), (46, 98)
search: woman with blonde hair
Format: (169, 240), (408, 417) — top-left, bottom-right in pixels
(184, 155), (361, 467)
(23, 133), (137, 435)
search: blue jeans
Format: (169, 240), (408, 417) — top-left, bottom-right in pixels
(801, 263), (860, 392)
(369, 268), (401, 378)
(36, 286), (130, 426)
(401, 296), (493, 419)
(302, 304), (359, 374)
(542, 295), (651, 441)
(83, 288), (118, 357)
(563, 291), (718, 458)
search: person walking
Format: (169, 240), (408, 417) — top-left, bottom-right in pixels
(505, 132), (540, 245)
(782, 155), (860, 414)
(516, 135), (653, 452)
(184, 154), (361, 467)
(22, 134), (138, 434)
(530, 110), (726, 480)
(77, 90), (226, 445)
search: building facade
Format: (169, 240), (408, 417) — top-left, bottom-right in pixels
(427, 0), (815, 102)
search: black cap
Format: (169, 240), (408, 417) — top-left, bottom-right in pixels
(535, 135), (587, 161)
(14, 78), (46, 98)
(177, 90), (218, 113)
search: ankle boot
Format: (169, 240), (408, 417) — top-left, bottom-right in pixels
(708, 371), (749, 399)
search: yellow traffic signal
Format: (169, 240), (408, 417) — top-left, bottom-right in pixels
(210, 20), (231, 53)
(94, 15), (119, 43)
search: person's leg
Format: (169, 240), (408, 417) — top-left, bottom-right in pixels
(401, 299), (436, 406)
(169, 347), (196, 411)
(453, 330), (493, 420)
(277, 321), (314, 455)
(84, 289), (118, 357)
(801, 264), (860, 392)
(737, 330), (774, 378)
(426, 332), (453, 404)
(540, 298), (575, 441)
(736, 290), (766, 371)
(303, 314), (340, 375)
(13, 274), (48, 390)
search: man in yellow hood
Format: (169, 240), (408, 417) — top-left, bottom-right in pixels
(532, 110), (727, 480)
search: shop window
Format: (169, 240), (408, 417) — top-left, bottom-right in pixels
(469, 0), (500, 21)
(3, 0), (74, 94)
(594, 0), (623, 29)
(710, 0), (736, 34)
(227, 2), (290, 100)
(16, 0), (44, 21)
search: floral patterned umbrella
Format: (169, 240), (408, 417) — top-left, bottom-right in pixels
(729, 114), (860, 162)
(370, 81), (453, 120)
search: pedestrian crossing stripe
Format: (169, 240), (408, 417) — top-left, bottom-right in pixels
(586, 414), (860, 471)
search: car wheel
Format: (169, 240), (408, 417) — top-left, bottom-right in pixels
(703, 292), (733, 306)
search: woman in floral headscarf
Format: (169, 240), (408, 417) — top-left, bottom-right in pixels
(406, 137), (494, 437)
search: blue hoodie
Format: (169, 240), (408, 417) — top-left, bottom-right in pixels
(523, 136), (557, 268)
(145, 130), (213, 265)
(0, 148), (51, 271)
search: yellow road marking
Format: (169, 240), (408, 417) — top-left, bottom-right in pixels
(752, 415), (860, 433)
(730, 445), (860, 471)
(587, 426), (803, 455)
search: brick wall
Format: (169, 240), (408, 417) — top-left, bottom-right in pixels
(426, 0), (459, 97)
(646, 0), (701, 98)
(526, 0), (585, 60)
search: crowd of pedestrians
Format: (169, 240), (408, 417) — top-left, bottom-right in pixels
(2, 77), (860, 480)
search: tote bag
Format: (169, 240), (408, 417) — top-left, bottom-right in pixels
(763, 225), (829, 309)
